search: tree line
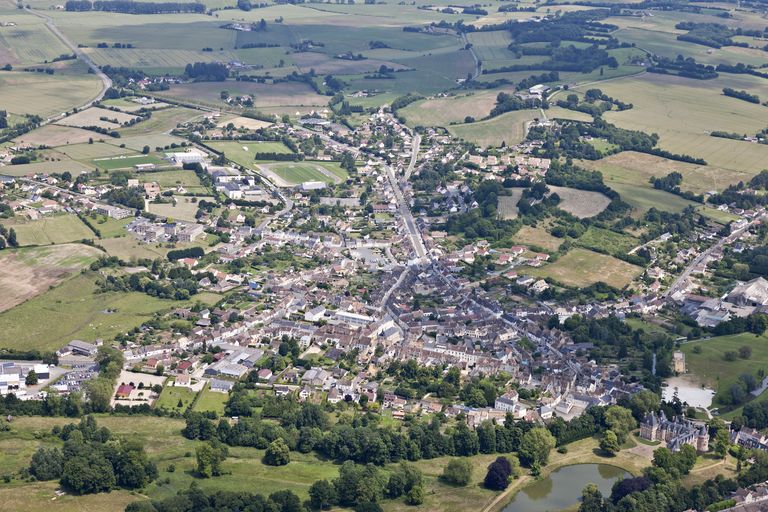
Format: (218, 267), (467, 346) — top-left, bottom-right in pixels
(65, 0), (205, 13)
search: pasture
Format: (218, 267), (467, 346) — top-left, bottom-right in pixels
(84, 47), (237, 73)
(162, 81), (328, 109)
(259, 161), (348, 186)
(530, 247), (642, 289)
(7, 214), (93, 246)
(13, 124), (97, 147)
(57, 107), (137, 130)
(0, 243), (101, 313)
(588, 73), (768, 176)
(400, 89), (513, 128)
(681, 333), (768, 407)
(0, 71), (102, 118)
(0, 273), (188, 352)
(448, 109), (540, 148)
(548, 185), (611, 218)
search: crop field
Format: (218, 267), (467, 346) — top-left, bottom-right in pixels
(12, 124), (97, 147)
(466, 30), (515, 68)
(57, 107), (137, 130)
(577, 226), (640, 256)
(548, 185), (611, 218)
(0, 17), (70, 65)
(84, 47), (237, 73)
(260, 161), (348, 186)
(118, 107), (202, 137)
(580, 151), (751, 194)
(400, 89), (514, 128)
(0, 71), (102, 118)
(590, 73), (768, 175)
(207, 141), (293, 169)
(448, 109), (540, 148)
(682, 333), (768, 407)
(0, 273), (189, 352)
(609, 181), (698, 216)
(7, 214), (93, 246)
(530, 247), (643, 289)
(162, 81), (328, 109)
(0, 244), (101, 313)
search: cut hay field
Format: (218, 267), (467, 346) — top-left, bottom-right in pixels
(548, 185), (611, 218)
(530, 247), (642, 289)
(206, 141), (293, 169)
(13, 124), (97, 147)
(0, 273), (185, 352)
(513, 224), (563, 252)
(0, 71), (102, 118)
(7, 214), (93, 246)
(584, 73), (768, 176)
(260, 161), (348, 186)
(0, 16), (70, 65)
(0, 158), (92, 176)
(448, 109), (540, 148)
(400, 89), (514, 128)
(217, 115), (273, 131)
(0, 244), (101, 313)
(57, 107), (137, 130)
(147, 196), (208, 222)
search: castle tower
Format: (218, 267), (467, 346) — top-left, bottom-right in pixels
(697, 424), (709, 452)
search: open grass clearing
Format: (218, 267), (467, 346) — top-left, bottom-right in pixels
(91, 153), (164, 171)
(400, 89), (514, 128)
(56, 107), (138, 130)
(7, 214), (94, 246)
(147, 196), (208, 222)
(577, 226), (639, 256)
(193, 387), (228, 416)
(84, 47), (236, 73)
(118, 107), (202, 137)
(13, 124), (97, 147)
(498, 190), (523, 220)
(217, 116), (273, 131)
(448, 109), (539, 148)
(513, 224), (563, 252)
(548, 185), (611, 218)
(155, 384), (198, 414)
(55, 141), (135, 161)
(580, 151), (751, 195)
(681, 332), (768, 407)
(530, 247), (642, 288)
(0, 158), (92, 176)
(136, 169), (208, 193)
(0, 243), (101, 313)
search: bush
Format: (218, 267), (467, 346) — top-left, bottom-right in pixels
(440, 458), (473, 486)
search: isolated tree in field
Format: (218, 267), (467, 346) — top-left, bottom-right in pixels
(25, 369), (38, 386)
(309, 479), (336, 510)
(441, 458), (472, 486)
(519, 427), (556, 467)
(484, 457), (513, 490)
(739, 345), (753, 359)
(600, 430), (620, 456)
(264, 438), (290, 466)
(196, 441), (226, 477)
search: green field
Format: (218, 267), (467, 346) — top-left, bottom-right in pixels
(262, 161), (349, 185)
(400, 89), (513, 128)
(682, 333), (768, 407)
(8, 214), (93, 246)
(193, 388), (228, 416)
(92, 153), (164, 170)
(577, 226), (640, 257)
(530, 247), (643, 289)
(155, 384), (197, 413)
(448, 109), (540, 148)
(0, 71), (103, 118)
(0, 273), (184, 352)
(206, 141), (294, 169)
(147, 196), (210, 222)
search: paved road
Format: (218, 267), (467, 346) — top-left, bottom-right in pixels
(404, 133), (421, 181)
(24, 7), (112, 121)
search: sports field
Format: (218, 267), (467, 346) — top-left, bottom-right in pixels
(0, 244), (101, 313)
(206, 141), (294, 169)
(7, 214), (93, 246)
(259, 161), (348, 186)
(530, 247), (643, 289)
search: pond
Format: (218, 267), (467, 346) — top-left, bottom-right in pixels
(502, 464), (628, 512)
(663, 375), (715, 409)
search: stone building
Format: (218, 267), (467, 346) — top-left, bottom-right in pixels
(640, 411), (709, 452)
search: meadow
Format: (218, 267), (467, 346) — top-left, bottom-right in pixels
(681, 333), (768, 407)
(7, 214), (93, 246)
(12, 125), (96, 147)
(400, 89), (514, 128)
(548, 186), (611, 219)
(448, 110), (539, 148)
(57, 107), (137, 130)
(193, 388), (228, 416)
(91, 153), (164, 170)
(513, 224), (563, 252)
(577, 226), (640, 257)
(530, 247), (643, 289)
(0, 243), (101, 313)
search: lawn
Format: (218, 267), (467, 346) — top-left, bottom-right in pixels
(93, 216), (132, 238)
(0, 273), (185, 352)
(7, 214), (93, 246)
(155, 384), (198, 414)
(530, 247), (643, 289)
(193, 388), (228, 416)
(137, 169), (208, 193)
(681, 332), (768, 407)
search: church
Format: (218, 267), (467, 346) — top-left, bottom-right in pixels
(639, 411), (709, 452)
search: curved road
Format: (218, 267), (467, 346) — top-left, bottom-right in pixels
(24, 6), (112, 121)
